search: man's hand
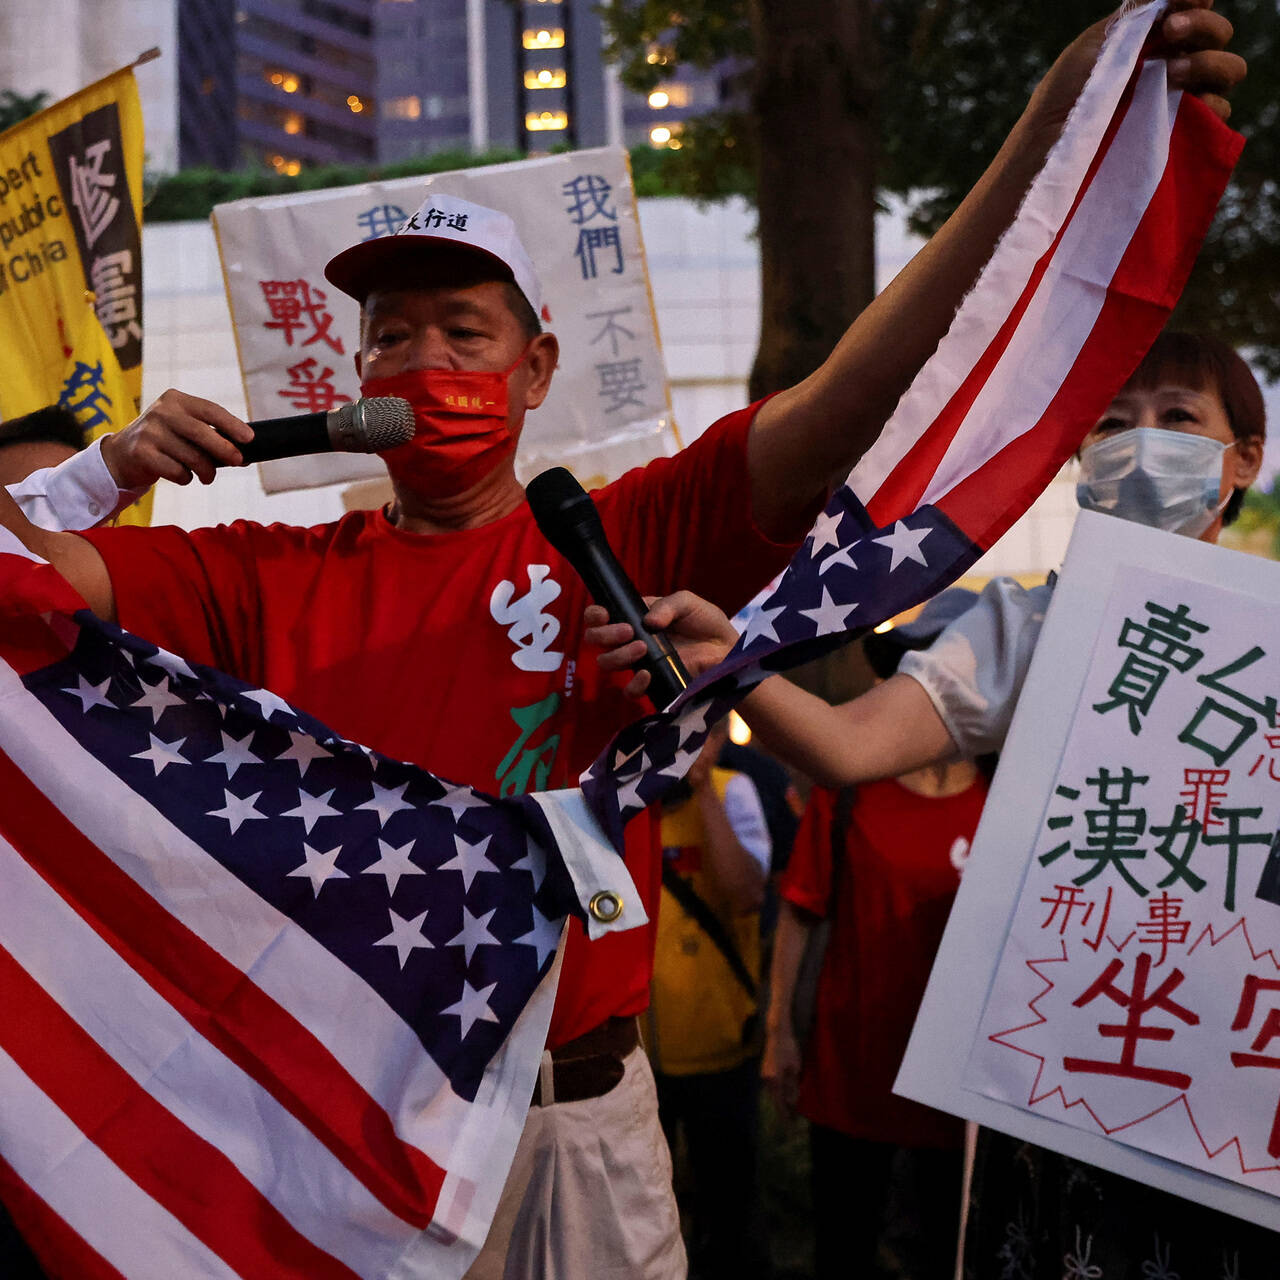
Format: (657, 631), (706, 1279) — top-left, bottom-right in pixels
(584, 591), (739, 699)
(1032, 0), (1246, 136)
(762, 1023), (803, 1120)
(100, 389), (254, 490)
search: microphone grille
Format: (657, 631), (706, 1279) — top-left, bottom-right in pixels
(329, 397), (415, 452)
(525, 466), (602, 558)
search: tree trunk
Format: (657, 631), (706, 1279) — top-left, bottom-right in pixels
(747, 0), (878, 401)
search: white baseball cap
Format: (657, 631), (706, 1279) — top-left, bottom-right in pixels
(325, 193), (543, 316)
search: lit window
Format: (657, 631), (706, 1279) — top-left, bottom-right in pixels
(347, 94), (365, 114)
(283, 113), (303, 135)
(648, 90), (669, 109)
(524, 68), (567, 89)
(384, 95), (422, 120)
(522, 27), (565, 49)
(281, 74), (300, 94)
(525, 109), (568, 132)
(284, 159), (301, 176)
(649, 124), (673, 145)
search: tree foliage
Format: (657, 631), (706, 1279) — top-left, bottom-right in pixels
(599, 0), (1280, 376)
(0, 89), (50, 134)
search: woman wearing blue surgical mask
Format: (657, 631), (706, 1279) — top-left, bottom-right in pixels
(587, 332), (1271, 1277)
(1075, 331), (1264, 541)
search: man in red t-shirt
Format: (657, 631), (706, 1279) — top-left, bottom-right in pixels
(0, 16), (1245, 1270)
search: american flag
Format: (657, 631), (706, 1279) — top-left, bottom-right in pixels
(0, 538), (585, 1278)
(0, 4), (1242, 1277)
(581, 2), (1243, 849)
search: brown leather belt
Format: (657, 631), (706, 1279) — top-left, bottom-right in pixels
(530, 1016), (639, 1107)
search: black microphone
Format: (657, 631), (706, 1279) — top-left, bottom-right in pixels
(233, 397), (415, 464)
(526, 466), (690, 711)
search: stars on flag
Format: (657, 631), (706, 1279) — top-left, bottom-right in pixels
(130, 733), (189, 775)
(375, 907), (434, 969)
(447, 906), (500, 964)
(279, 729), (330, 775)
(33, 618), (574, 1101)
(438, 834), (500, 892)
(807, 509), (844, 556)
(800, 587), (858, 636)
(740, 604), (785, 649)
(817, 544), (858, 577)
(357, 780), (414, 826)
(513, 905), (561, 967)
(208, 787), (268, 833)
(129, 675), (188, 722)
(362, 839), (424, 896)
(283, 787), (341, 833)
(239, 686), (296, 722)
(207, 730), (261, 778)
(65, 674), (113, 713)
(441, 980), (500, 1038)
(873, 519), (932, 571)
(288, 843), (349, 897)
(433, 783), (488, 825)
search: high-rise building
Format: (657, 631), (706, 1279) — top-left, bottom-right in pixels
(0, 0), (731, 175)
(176, 0), (729, 174)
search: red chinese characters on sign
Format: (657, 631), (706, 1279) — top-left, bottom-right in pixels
(1039, 883), (1113, 952)
(1135, 892), (1191, 967)
(276, 358), (352, 413)
(260, 279), (345, 355)
(1248, 734), (1280, 784)
(1064, 953), (1199, 1089)
(1180, 767), (1230, 832)
(1230, 975), (1280, 1157)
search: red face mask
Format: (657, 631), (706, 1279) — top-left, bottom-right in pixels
(361, 347), (528, 499)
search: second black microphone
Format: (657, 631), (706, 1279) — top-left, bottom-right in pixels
(525, 466), (690, 711)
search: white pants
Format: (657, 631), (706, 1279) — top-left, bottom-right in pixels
(464, 1045), (687, 1280)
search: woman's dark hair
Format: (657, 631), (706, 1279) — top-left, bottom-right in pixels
(1124, 331), (1266, 525)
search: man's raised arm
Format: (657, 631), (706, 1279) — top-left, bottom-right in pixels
(0, 388), (254, 619)
(0, 486), (116, 620)
(746, 0), (1246, 539)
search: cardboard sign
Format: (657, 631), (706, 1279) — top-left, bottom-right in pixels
(212, 148), (675, 494)
(898, 510), (1280, 1230)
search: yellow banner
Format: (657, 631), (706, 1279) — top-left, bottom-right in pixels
(0, 64), (149, 524)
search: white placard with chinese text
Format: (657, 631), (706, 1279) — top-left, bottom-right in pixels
(897, 510), (1280, 1229)
(212, 148), (675, 493)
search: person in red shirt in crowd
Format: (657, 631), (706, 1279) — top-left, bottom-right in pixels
(765, 592), (989, 1280)
(0, 9), (1246, 1275)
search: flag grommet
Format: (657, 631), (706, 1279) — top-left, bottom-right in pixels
(588, 890), (623, 923)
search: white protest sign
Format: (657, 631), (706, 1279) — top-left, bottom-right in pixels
(897, 510), (1280, 1229)
(211, 148), (675, 493)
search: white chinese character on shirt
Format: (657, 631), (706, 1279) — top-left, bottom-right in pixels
(490, 565), (564, 672)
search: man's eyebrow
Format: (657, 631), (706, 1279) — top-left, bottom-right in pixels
(440, 297), (497, 322)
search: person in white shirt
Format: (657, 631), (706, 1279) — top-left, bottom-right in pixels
(4, 394), (248, 532)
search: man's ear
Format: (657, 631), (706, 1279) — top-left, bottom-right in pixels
(522, 332), (560, 412)
(1232, 434), (1265, 492)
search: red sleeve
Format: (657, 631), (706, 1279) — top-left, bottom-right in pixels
(77, 522), (268, 685)
(594, 398), (812, 616)
(780, 786), (836, 919)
